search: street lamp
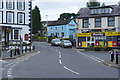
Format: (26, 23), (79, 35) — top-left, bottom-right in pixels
(46, 15), (48, 42)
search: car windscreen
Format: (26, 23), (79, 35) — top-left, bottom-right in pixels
(63, 40), (70, 43)
(53, 39), (60, 42)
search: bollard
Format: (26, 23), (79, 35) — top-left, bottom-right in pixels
(110, 51), (114, 62)
(116, 51), (119, 64)
(25, 46), (27, 53)
(10, 49), (12, 57)
(17, 47), (20, 55)
(33, 45), (35, 51)
(29, 46), (31, 52)
(14, 47), (16, 56)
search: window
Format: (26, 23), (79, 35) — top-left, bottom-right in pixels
(6, 0), (14, 10)
(0, 11), (2, 23)
(83, 19), (89, 28)
(55, 27), (57, 31)
(14, 30), (19, 39)
(94, 9), (97, 14)
(87, 37), (90, 41)
(18, 13), (25, 24)
(61, 32), (64, 37)
(95, 18), (101, 27)
(98, 9), (101, 14)
(50, 28), (52, 31)
(90, 9), (94, 14)
(17, 0), (25, 10)
(0, 0), (3, 8)
(108, 17), (115, 27)
(102, 8), (105, 14)
(11, 29), (13, 39)
(61, 27), (63, 30)
(105, 8), (109, 13)
(7, 12), (14, 23)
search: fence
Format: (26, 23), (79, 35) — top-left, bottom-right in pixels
(0, 45), (35, 58)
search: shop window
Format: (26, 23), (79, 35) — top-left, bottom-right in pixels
(11, 29), (13, 39)
(14, 30), (19, 40)
(87, 37), (90, 41)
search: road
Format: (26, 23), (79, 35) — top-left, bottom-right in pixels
(1, 42), (118, 79)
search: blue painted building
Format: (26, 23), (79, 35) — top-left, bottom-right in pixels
(47, 19), (77, 39)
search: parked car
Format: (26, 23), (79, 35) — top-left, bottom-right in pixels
(61, 40), (72, 48)
(51, 39), (61, 46)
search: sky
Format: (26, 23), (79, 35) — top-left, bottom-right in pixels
(32, 0), (120, 21)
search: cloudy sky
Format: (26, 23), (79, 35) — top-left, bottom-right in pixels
(32, 0), (120, 21)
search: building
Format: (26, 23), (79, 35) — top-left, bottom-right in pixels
(76, 5), (120, 48)
(47, 19), (77, 39)
(0, 0), (32, 47)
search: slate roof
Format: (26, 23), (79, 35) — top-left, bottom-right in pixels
(43, 19), (74, 26)
(77, 5), (120, 18)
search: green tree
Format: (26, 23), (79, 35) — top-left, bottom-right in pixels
(101, 3), (105, 6)
(58, 13), (76, 20)
(86, 0), (100, 7)
(32, 6), (43, 34)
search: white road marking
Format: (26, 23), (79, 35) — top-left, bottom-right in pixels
(4, 63), (14, 68)
(77, 51), (104, 63)
(59, 52), (61, 55)
(0, 60), (8, 63)
(59, 59), (62, 64)
(6, 51), (40, 79)
(63, 66), (80, 75)
(59, 55), (62, 59)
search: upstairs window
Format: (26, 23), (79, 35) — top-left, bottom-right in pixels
(90, 9), (94, 14)
(7, 12), (14, 23)
(95, 18), (101, 27)
(18, 13), (25, 24)
(98, 9), (101, 14)
(61, 27), (63, 30)
(105, 8), (109, 13)
(17, 0), (25, 10)
(0, 11), (2, 23)
(83, 19), (89, 28)
(108, 17), (115, 27)
(0, 0), (3, 9)
(6, 0), (14, 10)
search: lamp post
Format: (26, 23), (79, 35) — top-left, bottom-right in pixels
(46, 15), (48, 42)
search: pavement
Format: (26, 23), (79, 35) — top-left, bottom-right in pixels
(1, 42), (119, 79)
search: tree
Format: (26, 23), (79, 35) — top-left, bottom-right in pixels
(58, 13), (76, 20)
(32, 6), (43, 34)
(86, 0), (100, 7)
(101, 3), (105, 6)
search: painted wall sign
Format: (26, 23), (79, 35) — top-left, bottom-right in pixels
(25, 34), (29, 41)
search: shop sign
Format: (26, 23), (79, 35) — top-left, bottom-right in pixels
(92, 33), (105, 36)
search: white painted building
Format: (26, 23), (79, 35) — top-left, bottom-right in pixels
(0, 0), (32, 46)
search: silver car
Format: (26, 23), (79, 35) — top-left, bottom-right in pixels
(61, 40), (72, 48)
(51, 39), (61, 46)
